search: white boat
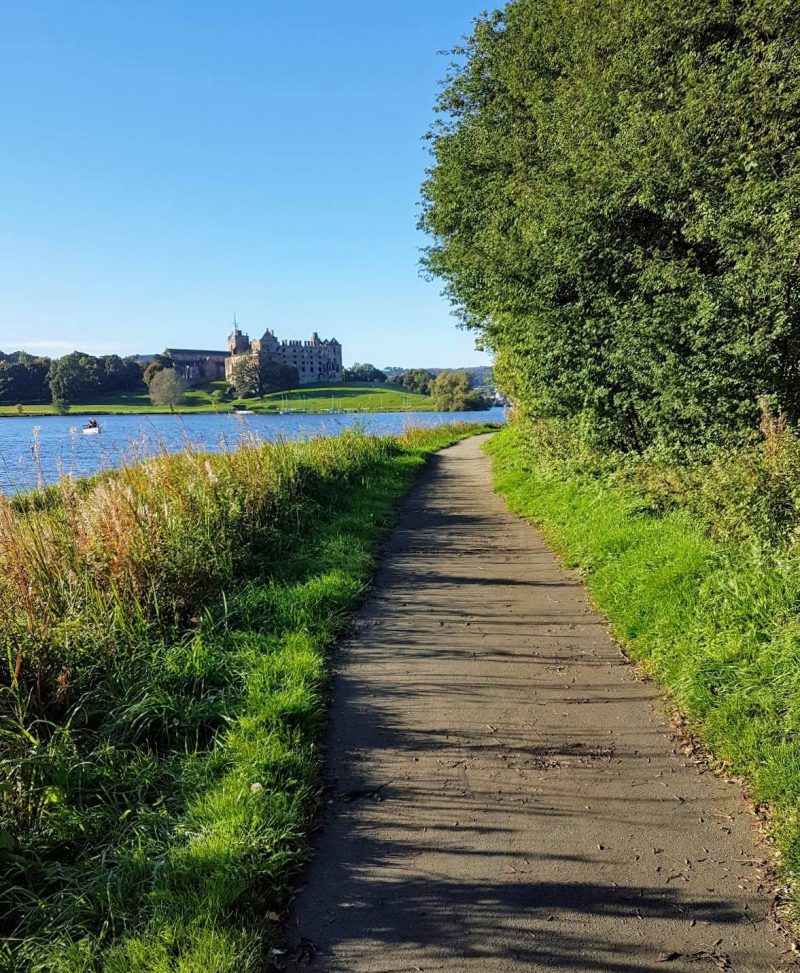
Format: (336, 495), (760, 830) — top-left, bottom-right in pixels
(82, 423), (101, 435)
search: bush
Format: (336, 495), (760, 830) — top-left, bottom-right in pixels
(421, 0), (800, 450)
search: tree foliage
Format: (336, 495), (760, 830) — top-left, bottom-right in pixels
(398, 368), (435, 395)
(0, 353), (51, 403)
(262, 363), (300, 393)
(421, 0), (800, 450)
(431, 369), (489, 411)
(45, 352), (143, 405)
(148, 368), (188, 410)
(343, 363), (387, 383)
(230, 354), (300, 397)
(230, 354), (262, 398)
(143, 356), (175, 387)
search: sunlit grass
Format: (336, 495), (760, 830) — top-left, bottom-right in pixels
(0, 422), (495, 971)
(0, 382), (433, 417)
(487, 422), (800, 917)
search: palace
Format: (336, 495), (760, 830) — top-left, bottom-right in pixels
(225, 327), (342, 385)
(163, 326), (343, 387)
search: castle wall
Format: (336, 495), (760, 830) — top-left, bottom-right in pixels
(164, 349), (228, 386)
(224, 330), (342, 386)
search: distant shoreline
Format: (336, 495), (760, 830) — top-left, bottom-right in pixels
(0, 380), (454, 418)
(0, 404), (438, 419)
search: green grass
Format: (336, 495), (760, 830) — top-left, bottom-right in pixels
(487, 422), (800, 916)
(0, 383), (432, 417)
(0, 385), (229, 416)
(0, 423), (494, 972)
(245, 381), (432, 414)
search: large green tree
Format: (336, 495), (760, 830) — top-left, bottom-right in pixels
(47, 352), (103, 405)
(262, 363), (299, 393)
(0, 353), (51, 403)
(230, 354), (299, 397)
(230, 355), (262, 398)
(100, 355), (144, 393)
(430, 369), (489, 411)
(399, 368), (434, 395)
(421, 0), (800, 450)
(148, 368), (187, 411)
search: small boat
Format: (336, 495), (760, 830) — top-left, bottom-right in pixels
(82, 421), (101, 435)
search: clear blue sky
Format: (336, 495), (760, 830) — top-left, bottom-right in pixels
(0, 1), (490, 370)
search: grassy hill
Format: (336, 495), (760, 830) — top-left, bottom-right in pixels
(241, 381), (431, 414)
(0, 382), (432, 416)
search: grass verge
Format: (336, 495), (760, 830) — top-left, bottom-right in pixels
(487, 422), (800, 917)
(1, 423), (494, 972)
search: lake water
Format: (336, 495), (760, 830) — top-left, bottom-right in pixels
(0, 408), (506, 494)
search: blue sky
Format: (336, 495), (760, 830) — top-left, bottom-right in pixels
(0, 1), (490, 369)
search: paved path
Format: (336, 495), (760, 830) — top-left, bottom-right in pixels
(284, 435), (795, 972)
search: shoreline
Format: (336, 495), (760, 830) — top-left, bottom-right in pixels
(0, 405), (441, 418)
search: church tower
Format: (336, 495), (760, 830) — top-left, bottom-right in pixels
(227, 318), (250, 355)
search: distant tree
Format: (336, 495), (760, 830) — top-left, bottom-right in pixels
(143, 355), (175, 387)
(0, 349), (143, 405)
(431, 369), (474, 411)
(101, 355), (144, 393)
(399, 368), (434, 395)
(230, 355), (300, 397)
(464, 389), (492, 411)
(148, 368), (187, 411)
(230, 355), (262, 398)
(343, 363), (387, 383)
(0, 363), (24, 403)
(0, 353), (52, 403)
(262, 363), (299, 393)
(48, 352), (103, 405)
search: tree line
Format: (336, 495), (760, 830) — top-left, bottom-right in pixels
(421, 0), (800, 450)
(0, 349), (494, 412)
(0, 351), (144, 406)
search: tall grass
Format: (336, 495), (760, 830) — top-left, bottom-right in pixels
(0, 423), (493, 972)
(487, 420), (800, 919)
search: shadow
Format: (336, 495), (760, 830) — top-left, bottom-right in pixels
(286, 871), (744, 971)
(282, 439), (780, 972)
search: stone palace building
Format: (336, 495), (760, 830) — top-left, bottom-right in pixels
(164, 326), (343, 387)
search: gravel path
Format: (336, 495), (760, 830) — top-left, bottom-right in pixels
(283, 434), (795, 972)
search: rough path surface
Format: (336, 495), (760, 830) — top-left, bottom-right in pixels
(284, 435), (794, 973)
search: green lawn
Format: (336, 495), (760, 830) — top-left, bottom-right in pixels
(244, 381), (431, 413)
(0, 385), (226, 416)
(0, 382), (432, 416)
